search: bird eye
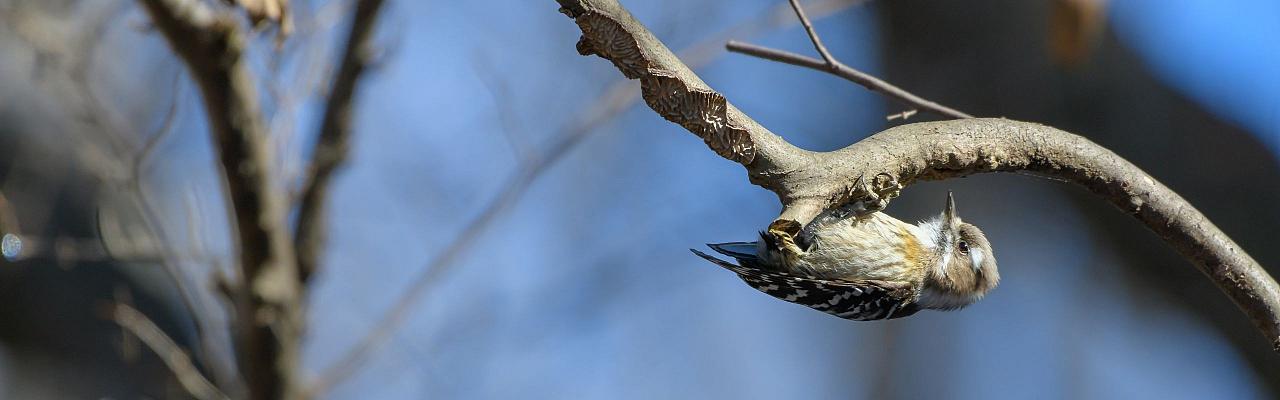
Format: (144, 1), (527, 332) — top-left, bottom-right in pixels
(958, 240), (970, 254)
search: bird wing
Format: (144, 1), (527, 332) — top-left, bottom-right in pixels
(691, 249), (921, 321)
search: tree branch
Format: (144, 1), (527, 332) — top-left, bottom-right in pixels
(787, 0), (837, 67)
(554, 0), (1280, 351)
(109, 303), (230, 400)
(138, 0), (303, 398)
(24, 5), (243, 390)
(728, 0), (971, 120)
(296, 0), (386, 284)
(558, 0), (811, 177)
(125, 72), (245, 396)
(724, 41), (972, 119)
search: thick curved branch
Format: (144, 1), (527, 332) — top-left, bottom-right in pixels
(138, 0), (303, 398)
(822, 119), (1280, 350)
(556, 0), (812, 183)
(555, 0), (1280, 350)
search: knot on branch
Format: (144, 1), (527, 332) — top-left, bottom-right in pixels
(823, 172), (903, 217)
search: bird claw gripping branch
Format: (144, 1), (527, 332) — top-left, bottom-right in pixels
(837, 172), (904, 218)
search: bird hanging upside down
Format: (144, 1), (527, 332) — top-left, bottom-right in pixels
(692, 192), (999, 320)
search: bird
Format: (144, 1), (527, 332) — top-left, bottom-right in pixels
(692, 192), (998, 321)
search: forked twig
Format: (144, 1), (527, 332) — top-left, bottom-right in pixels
(788, 0), (837, 67)
(726, 0), (973, 119)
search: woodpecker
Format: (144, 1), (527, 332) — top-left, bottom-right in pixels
(692, 192), (998, 320)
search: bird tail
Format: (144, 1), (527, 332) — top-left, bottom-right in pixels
(707, 241), (759, 263)
(690, 249), (744, 272)
(690, 241), (762, 273)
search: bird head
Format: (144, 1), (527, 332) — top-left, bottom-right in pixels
(916, 192), (1000, 310)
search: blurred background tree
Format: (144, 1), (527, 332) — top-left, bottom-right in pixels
(0, 0), (1276, 399)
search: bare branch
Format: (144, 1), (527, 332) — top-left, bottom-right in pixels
(788, 0), (837, 67)
(296, 0), (386, 284)
(137, 0), (303, 398)
(725, 40), (972, 119)
(730, 0), (971, 119)
(306, 1), (871, 395)
(109, 303), (230, 400)
(555, 0), (1280, 350)
(133, 73), (183, 181)
(561, 0), (810, 175)
(19, 4), (242, 391)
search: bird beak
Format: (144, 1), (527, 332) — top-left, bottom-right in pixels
(945, 191), (958, 221)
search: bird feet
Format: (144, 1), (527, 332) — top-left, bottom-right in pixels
(765, 219), (806, 255)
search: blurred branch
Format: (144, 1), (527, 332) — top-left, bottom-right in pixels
(220, 0), (293, 36)
(7, 2), (243, 392)
(554, 0), (1280, 351)
(132, 73), (182, 181)
(295, 0), (386, 284)
(268, 0), (353, 201)
(121, 69), (246, 396)
(137, 0), (303, 399)
(109, 303), (230, 400)
(305, 0), (870, 395)
(473, 55), (534, 164)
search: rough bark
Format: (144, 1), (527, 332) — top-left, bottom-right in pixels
(554, 0), (1280, 350)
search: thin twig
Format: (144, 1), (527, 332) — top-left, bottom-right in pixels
(304, 0), (870, 395)
(885, 109), (917, 121)
(113, 286), (141, 363)
(124, 71), (245, 396)
(473, 54), (533, 164)
(267, 0), (353, 203)
(728, 0), (970, 120)
(132, 73), (183, 181)
(109, 303), (230, 400)
(726, 40), (972, 119)
(26, 5), (241, 391)
(788, 0), (837, 67)
(296, 0), (387, 284)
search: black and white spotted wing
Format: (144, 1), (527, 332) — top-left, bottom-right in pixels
(691, 248), (920, 321)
